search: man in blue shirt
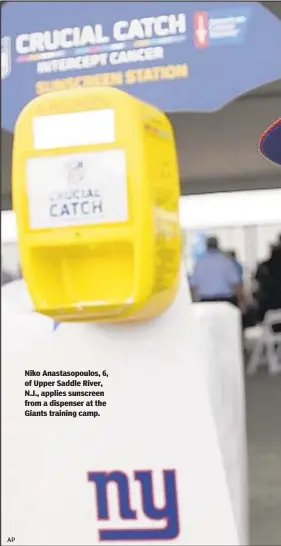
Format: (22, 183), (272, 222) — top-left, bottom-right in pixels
(190, 236), (244, 310)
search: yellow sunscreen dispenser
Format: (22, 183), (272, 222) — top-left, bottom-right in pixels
(12, 87), (181, 323)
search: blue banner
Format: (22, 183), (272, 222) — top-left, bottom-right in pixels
(1, 1), (281, 131)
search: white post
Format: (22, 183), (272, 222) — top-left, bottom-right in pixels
(2, 278), (248, 545)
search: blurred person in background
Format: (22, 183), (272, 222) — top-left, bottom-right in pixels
(227, 250), (243, 283)
(263, 245), (281, 308)
(190, 236), (245, 311)
(254, 244), (281, 321)
(253, 245), (273, 321)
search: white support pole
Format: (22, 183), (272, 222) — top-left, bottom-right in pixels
(2, 278), (248, 545)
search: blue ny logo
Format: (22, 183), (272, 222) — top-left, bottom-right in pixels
(88, 469), (179, 541)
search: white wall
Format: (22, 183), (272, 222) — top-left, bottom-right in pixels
(180, 189), (281, 275)
(1, 209), (17, 243)
(180, 189), (281, 229)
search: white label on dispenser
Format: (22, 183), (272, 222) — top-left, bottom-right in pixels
(32, 109), (115, 149)
(26, 149), (128, 229)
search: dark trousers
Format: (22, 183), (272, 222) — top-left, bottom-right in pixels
(200, 296), (238, 307)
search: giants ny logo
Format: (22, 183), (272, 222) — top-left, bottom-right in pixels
(88, 469), (179, 542)
(66, 161), (84, 185)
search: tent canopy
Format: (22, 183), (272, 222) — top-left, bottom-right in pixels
(1, 1), (281, 207)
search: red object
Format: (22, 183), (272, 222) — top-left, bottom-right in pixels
(259, 118), (281, 166)
(194, 12), (209, 48)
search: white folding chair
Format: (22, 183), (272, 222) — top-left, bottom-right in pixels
(246, 310), (281, 376)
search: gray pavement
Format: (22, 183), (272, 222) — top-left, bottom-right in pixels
(246, 372), (281, 545)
